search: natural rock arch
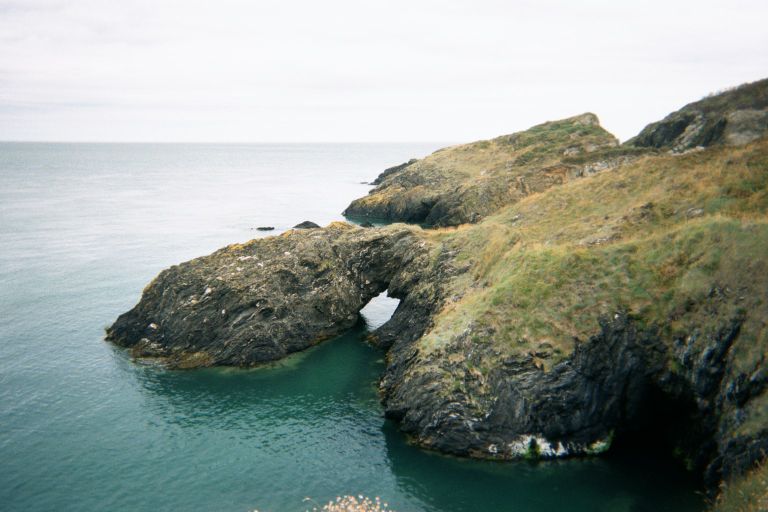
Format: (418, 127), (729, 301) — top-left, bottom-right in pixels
(106, 222), (438, 368)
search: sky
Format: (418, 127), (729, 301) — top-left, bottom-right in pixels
(0, 0), (767, 143)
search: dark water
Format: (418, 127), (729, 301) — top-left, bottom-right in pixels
(0, 143), (704, 511)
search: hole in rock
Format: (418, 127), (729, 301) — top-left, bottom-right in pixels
(359, 291), (400, 330)
(608, 381), (705, 478)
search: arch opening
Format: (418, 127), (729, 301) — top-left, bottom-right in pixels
(359, 291), (400, 331)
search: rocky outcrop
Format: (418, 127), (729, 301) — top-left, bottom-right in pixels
(108, 78), (768, 496)
(382, 313), (663, 459)
(381, 304), (765, 487)
(372, 159), (418, 186)
(343, 114), (635, 227)
(293, 220), (320, 229)
(107, 223), (437, 368)
(628, 78), (768, 152)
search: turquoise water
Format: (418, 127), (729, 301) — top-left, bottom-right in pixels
(0, 143), (704, 511)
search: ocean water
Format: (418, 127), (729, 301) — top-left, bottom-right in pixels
(0, 143), (704, 511)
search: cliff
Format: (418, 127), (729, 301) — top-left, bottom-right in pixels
(107, 223), (437, 367)
(380, 138), (768, 487)
(343, 113), (643, 226)
(107, 79), (768, 501)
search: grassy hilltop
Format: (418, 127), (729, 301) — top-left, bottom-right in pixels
(344, 113), (646, 226)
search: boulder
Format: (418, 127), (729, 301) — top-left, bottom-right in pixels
(293, 220), (320, 229)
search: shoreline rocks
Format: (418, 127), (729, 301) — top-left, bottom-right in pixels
(106, 222), (438, 368)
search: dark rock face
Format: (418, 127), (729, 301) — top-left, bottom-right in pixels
(665, 316), (768, 488)
(381, 313), (664, 458)
(293, 220), (320, 229)
(106, 223), (434, 368)
(628, 78), (768, 152)
(380, 310), (764, 489)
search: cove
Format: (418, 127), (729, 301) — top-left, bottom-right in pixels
(110, 294), (704, 511)
(0, 142), (708, 511)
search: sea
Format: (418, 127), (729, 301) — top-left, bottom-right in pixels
(0, 142), (704, 511)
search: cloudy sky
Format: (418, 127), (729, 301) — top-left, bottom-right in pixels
(1, 0), (766, 143)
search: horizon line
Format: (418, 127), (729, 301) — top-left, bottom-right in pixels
(0, 139), (451, 145)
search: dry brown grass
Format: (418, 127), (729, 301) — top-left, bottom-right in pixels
(418, 138), (768, 381)
(348, 114), (621, 224)
(711, 461), (768, 512)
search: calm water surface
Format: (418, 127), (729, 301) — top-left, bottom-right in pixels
(0, 143), (704, 511)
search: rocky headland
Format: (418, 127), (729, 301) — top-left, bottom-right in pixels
(107, 78), (768, 506)
(108, 222), (440, 367)
(342, 112), (648, 227)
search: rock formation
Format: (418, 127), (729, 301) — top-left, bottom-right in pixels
(293, 220), (320, 229)
(108, 79), (768, 497)
(343, 113), (644, 226)
(628, 78), (768, 152)
(107, 223), (437, 367)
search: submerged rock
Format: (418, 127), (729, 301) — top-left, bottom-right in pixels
(256, 226), (275, 231)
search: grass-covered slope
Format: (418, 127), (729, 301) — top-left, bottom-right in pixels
(343, 113), (642, 226)
(424, 140), (768, 364)
(380, 136), (768, 486)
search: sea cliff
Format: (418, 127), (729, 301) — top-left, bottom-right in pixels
(107, 78), (768, 504)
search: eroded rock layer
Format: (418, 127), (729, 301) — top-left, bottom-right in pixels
(107, 223), (438, 367)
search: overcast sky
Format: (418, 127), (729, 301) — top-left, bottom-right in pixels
(1, 0), (766, 143)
